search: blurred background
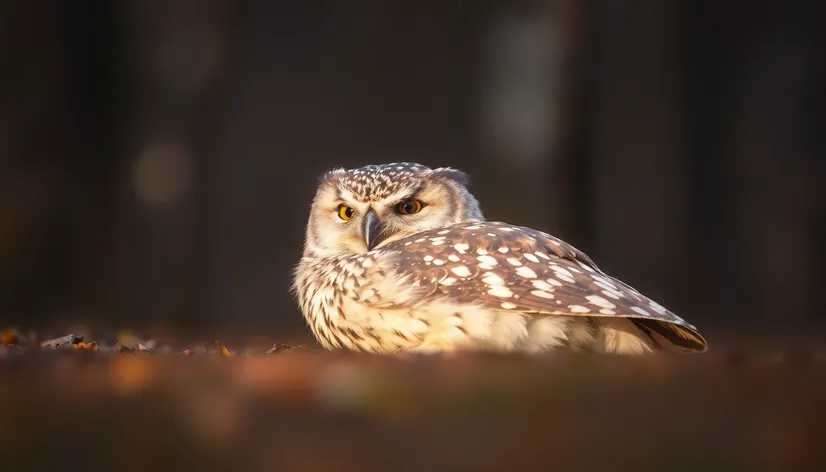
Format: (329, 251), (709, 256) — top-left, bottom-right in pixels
(1, 0), (824, 346)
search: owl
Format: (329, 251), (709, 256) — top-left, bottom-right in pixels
(293, 162), (708, 355)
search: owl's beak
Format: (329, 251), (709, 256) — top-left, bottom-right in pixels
(363, 210), (385, 251)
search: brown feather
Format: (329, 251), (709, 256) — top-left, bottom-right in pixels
(368, 221), (707, 353)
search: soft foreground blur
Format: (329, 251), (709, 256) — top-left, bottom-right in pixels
(2, 346), (825, 471)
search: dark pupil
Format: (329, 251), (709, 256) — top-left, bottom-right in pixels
(344, 207), (354, 218)
(403, 202), (414, 213)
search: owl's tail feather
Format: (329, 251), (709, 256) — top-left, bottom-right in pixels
(632, 319), (708, 353)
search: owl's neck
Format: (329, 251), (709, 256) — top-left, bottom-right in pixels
(302, 245), (358, 261)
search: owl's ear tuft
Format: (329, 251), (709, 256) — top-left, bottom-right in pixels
(433, 167), (470, 187)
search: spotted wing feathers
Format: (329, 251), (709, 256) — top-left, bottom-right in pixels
(378, 222), (708, 352)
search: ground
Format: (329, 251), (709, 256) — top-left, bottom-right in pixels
(1, 328), (825, 471)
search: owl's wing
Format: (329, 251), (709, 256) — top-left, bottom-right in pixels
(364, 221), (707, 353)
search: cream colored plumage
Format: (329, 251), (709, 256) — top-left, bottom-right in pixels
(293, 162), (708, 355)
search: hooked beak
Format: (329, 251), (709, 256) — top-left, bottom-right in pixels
(362, 210), (386, 251)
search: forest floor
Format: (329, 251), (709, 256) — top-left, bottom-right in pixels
(1, 328), (825, 471)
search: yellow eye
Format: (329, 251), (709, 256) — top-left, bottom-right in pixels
(397, 199), (423, 215)
(338, 204), (355, 220)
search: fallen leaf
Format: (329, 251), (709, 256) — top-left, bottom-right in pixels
(73, 341), (99, 351)
(116, 343), (136, 354)
(1, 328), (20, 346)
(217, 342), (231, 358)
(41, 334), (83, 349)
(265, 344), (292, 355)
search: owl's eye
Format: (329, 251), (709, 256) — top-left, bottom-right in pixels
(397, 199), (424, 215)
(338, 204), (355, 220)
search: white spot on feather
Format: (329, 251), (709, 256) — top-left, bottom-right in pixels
(600, 287), (622, 300)
(450, 266), (471, 277)
(531, 280), (554, 291)
(515, 266), (537, 279)
(546, 278), (563, 287)
(487, 286), (514, 298)
(585, 295), (616, 310)
(551, 265), (574, 279)
(577, 261), (595, 273)
(649, 300), (668, 315)
(631, 306), (650, 316)
(590, 274), (618, 290)
(482, 273), (505, 286)
(530, 290), (554, 299)
(477, 255), (498, 266)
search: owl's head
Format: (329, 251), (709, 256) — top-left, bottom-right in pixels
(303, 162), (484, 257)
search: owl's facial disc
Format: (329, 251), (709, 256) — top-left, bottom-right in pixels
(305, 163), (485, 257)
